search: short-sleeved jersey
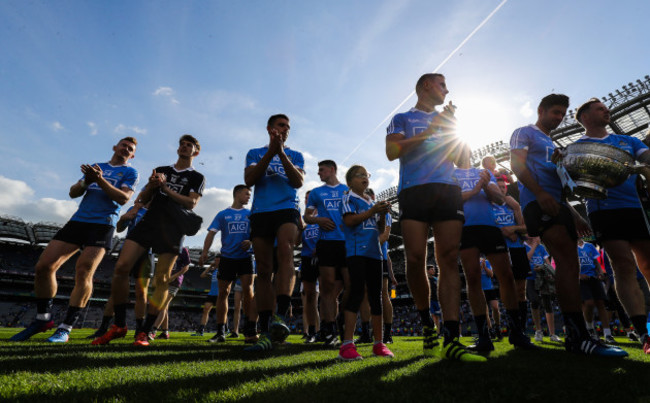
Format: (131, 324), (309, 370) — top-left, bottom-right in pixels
(387, 108), (458, 193)
(207, 207), (251, 259)
(146, 165), (205, 219)
(509, 125), (563, 210)
(340, 191), (382, 259)
(245, 146), (305, 214)
(491, 202), (524, 248)
(71, 162), (139, 227)
(576, 134), (649, 213)
(525, 242), (550, 280)
(208, 269), (219, 296)
(578, 242), (601, 277)
(428, 275), (438, 301)
(481, 260), (494, 290)
(454, 168), (497, 227)
(381, 213), (392, 260)
(169, 247), (190, 288)
(301, 222), (320, 257)
(306, 183), (348, 241)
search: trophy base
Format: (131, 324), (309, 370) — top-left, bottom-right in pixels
(575, 181), (608, 199)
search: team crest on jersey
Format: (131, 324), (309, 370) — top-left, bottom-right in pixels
(180, 177), (189, 185)
(228, 221), (249, 233)
(324, 198), (341, 210)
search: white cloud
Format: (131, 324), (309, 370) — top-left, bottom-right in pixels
(87, 121), (98, 136)
(519, 101), (534, 118)
(115, 124), (147, 135)
(0, 175), (77, 224)
(153, 86), (180, 105)
(52, 121), (64, 131)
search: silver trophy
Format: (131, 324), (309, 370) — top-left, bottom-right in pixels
(557, 142), (644, 199)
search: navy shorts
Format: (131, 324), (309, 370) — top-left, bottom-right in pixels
(398, 183), (464, 224)
(53, 220), (115, 249)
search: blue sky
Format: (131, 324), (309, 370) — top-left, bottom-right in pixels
(1, 0), (648, 249)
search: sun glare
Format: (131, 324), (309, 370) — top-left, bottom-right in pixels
(453, 97), (515, 151)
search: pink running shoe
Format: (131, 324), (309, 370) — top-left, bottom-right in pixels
(372, 342), (395, 358)
(337, 343), (363, 361)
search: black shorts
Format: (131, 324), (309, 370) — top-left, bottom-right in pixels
(204, 294), (218, 304)
(250, 209), (301, 239)
(398, 183), (465, 224)
(523, 201), (577, 241)
(316, 240), (346, 269)
(53, 221), (115, 249)
(509, 247), (532, 280)
(127, 216), (185, 255)
(460, 226), (508, 254)
(580, 277), (608, 301)
(217, 256), (254, 282)
(301, 255), (319, 283)
(589, 208), (650, 243)
(483, 288), (499, 302)
(130, 253), (155, 279)
(168, 286), (180, 297)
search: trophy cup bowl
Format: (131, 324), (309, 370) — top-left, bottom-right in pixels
(561, 142), (635, 199)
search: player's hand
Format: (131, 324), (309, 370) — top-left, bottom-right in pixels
(240, 240), (252, 251)
(148, 169), (165, 188)
(479, 170), (491, 187)
(198, 253), (207, 267)
(500, 226), (518, 241)
(81, 164), (103, 183)
(318, 218), (336, 231)
(575, 216), (592, 239)
(537, 191), (561, 216)
(121, 208), (138, 221)
(551, 148), (565, 164)
(372, 200), (391, 214)
(269, 129), (283, 154)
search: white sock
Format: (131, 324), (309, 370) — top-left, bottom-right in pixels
(58, 324), (73, 332)
(603, 328), (612, 337)
(36, 313), (51, 321)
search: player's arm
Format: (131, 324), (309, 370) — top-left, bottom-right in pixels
(81, 164), (135, 205)
(377, 211), (386, 234)
(244, 148), (276, 187)
(277, 148), (304, 188)
(387, 255), (397, 285)
(304, 207), (335, 231)
(160, 180), (201, 209)
(386, 132), (429, 161)
(379, 220), (391, 244)
(199, 230), (217, 267)
(342, 201), (390, 227)
(170, 264), (190, 283)
(484, 181), (504, 204)
(116, 202), (144, 233)
(511, 149), (560, 216)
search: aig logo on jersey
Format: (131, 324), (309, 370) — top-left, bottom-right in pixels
(494, 212), (514, 226)
(266, 161), (286, 177)
(228, 221), (249, 234)
(304, 227), (319, 239)
(324, 198), (341, 211)
(362, 216), (378, 230)
(460, 179), (480, 191)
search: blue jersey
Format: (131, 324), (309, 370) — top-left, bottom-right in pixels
(208, 207), (251, 259)
(340, 191), (382, 259)
(387, 108), (458, 193)
(306, 183), (348, 241)
(125, 206), (148, 234)
(576, 134), (648, 213)
(578, 242), (601, 277)
(525, 242), (550, 280)
(481, 260), (494, 290)
(491, 202), (524, 248)
(246, 146), (304, 214)
(208, 269), (219, 296)
(381, 213), (392, 260)
(454, 168), (497, 227)
(301, 222), (320, 257)
(71, 162), (139, 226)
(510, 125), (563, 210)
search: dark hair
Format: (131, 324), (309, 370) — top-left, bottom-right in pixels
(365, 188), (375, 197)
(575, 97), (602, 123)
(345, 165), (366, 186)
(538, 94), (569, 110)
(416, 73), (444, 94)
(233, 184), (250, 197)
(179, 134), (200, 151)
(119, 136), (138, 146)
(318, 159), (337, 171)
(267, 114), (290, 127)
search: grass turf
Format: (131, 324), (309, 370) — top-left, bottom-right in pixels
(1, 328), (649, 402)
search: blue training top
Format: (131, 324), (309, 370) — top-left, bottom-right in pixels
(491, 202), (524, 248)
(71, 162), (139, 227)
(525, 242), (550, 280)
(207, 207), (251, 259)
(578, 242), (601, 277)
(301, 222), (320, 257)
(387, 108), (459, 193)
(381, 213), (392, 261)
(208, 269), (219, 296)
(509, 125), (563, 210)
(481, 259), (494, 290)
(306, 183), (348, 241)
(246, 146), (304, 214)
(454, 167), (497, 227)
(340, 191), (382, 259)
